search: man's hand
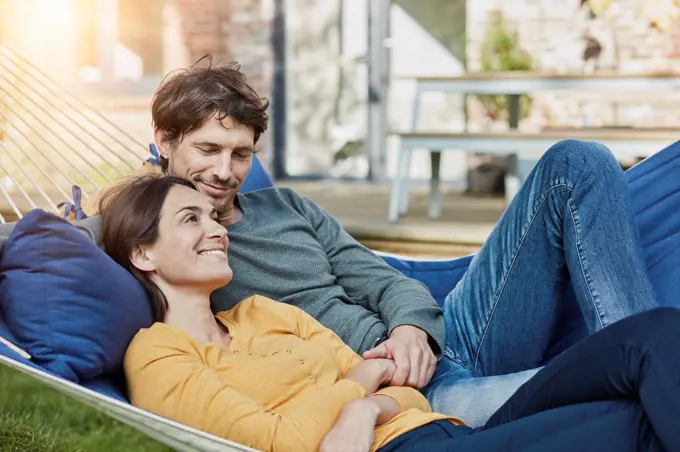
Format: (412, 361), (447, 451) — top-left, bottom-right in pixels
(362, 325), (436, 388)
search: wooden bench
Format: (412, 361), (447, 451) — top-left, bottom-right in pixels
(388, 129), (680, 223)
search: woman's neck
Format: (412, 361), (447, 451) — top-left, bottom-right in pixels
(158, 284), (230, 346)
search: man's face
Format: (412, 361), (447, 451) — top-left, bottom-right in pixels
(155, 114), (255, 217)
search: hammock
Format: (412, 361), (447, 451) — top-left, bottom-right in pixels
(3, 43), (680, 451)
(0, 45), (148, 221)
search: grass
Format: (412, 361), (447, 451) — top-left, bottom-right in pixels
(0, 364), (174, 452)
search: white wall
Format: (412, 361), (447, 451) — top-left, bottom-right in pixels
(285, 0), (468, 182)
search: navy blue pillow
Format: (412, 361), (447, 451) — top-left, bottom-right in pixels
(0, 209), (153, 382)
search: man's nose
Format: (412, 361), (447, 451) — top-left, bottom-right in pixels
(213, 153), (232, 181)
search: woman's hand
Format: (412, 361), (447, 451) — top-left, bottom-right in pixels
(319, 399), (379, 452)
(344, 359), (396, 394)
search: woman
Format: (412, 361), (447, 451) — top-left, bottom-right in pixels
(100, 174), (678, 452)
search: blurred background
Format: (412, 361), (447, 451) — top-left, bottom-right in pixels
(1, 0), (680, 257)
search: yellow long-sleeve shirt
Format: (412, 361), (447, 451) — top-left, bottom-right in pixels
(124, 295), (463, 452)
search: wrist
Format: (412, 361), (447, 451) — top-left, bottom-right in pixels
(345, 398), (381, 422)
(355, 395), (401, 426)
(392, 325), (428, 341)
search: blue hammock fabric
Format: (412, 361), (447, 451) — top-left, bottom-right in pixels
(1, 141), (680, 405)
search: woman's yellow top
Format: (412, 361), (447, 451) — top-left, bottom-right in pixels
(124, 295), (462, 452)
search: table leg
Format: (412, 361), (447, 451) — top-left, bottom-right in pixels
(412, 89), (422, 130)
(507, 94), (520, 129)
(389, 143), (410, 223)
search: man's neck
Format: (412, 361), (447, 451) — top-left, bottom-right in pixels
(218, 204), (243, 227)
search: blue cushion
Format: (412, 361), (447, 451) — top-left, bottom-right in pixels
(242, 155), (275, 193)
(0, 209), (153, 383)
(626, 139), (680, 308)
(0, 311), (39, 369)
(379, 254), (474, 307)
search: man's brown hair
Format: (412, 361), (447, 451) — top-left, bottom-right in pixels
(151, 55), (270, 170)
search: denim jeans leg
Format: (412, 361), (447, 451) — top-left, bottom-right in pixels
(427, 139), (658, 425)
(484, 307), (680, 451)
(423, 353), (541, 428)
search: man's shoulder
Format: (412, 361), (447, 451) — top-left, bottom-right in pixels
(240, 186), (316, 212)
(240, 186), (302, 201)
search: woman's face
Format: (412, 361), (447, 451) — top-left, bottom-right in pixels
(132, 184), (233, 291)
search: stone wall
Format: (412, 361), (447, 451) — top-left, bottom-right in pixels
(464, 0), (680, 131)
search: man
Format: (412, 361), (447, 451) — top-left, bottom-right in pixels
(1, 58), (658, 427)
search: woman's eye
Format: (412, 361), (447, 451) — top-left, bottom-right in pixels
(185, 214), (198, 223)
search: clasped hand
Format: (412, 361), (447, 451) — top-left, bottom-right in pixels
(362, 325), (436, 389)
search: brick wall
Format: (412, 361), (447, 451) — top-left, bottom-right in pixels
(172, 0), (273, 93)
(174, 0), (232, 63)
(171, 0), (274, 158)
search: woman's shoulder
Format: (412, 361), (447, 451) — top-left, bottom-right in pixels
(217, 295), (302, 325)
(125, 322), (190, 363)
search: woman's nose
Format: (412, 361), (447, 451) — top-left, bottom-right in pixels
(207, 223), (227, 240)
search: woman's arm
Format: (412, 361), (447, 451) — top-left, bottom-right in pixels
(295, 306), (433, 413)
(124, 328), (369, 452)
(319, 395), (401, 452)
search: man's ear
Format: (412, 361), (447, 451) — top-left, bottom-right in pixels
(130, 244), (156, 273)
(153, 129), (171, 161)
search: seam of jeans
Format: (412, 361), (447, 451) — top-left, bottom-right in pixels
(567, 197), (605, 330)
(472, 182), (573, 372)
(450, 355), (477, 377)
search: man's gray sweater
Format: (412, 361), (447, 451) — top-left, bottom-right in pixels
(0, 187), (445, 355)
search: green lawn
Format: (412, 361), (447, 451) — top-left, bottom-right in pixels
(0, 364), (173, 452)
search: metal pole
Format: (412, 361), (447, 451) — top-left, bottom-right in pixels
(366, 0), (390, 182)
(271, 0), (287, 179)
(98, 0), (118, 87)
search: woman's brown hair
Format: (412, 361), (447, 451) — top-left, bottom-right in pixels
(99, 175), (197, 322)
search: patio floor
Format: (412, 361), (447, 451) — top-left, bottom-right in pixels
(277, 180), (506, 258)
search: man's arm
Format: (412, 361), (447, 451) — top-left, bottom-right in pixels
(296, 194), (445, 354)
(295, 193), (445, 384)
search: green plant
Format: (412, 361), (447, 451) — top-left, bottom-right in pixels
(476, 11), (534, 121)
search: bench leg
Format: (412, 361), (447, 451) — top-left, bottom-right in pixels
(398, 147), (412, 215)
(429, 151), (442, 219)
(389, 144), (410, 223)
(504, 153), (520, 204)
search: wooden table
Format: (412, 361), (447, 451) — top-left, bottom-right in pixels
(388, 72), (680, 223)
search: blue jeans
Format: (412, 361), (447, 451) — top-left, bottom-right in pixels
(423, 139), (659, 427)
(382, 307), (680, 451)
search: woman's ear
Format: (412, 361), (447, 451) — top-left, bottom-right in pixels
(130, 244), (156, 273)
